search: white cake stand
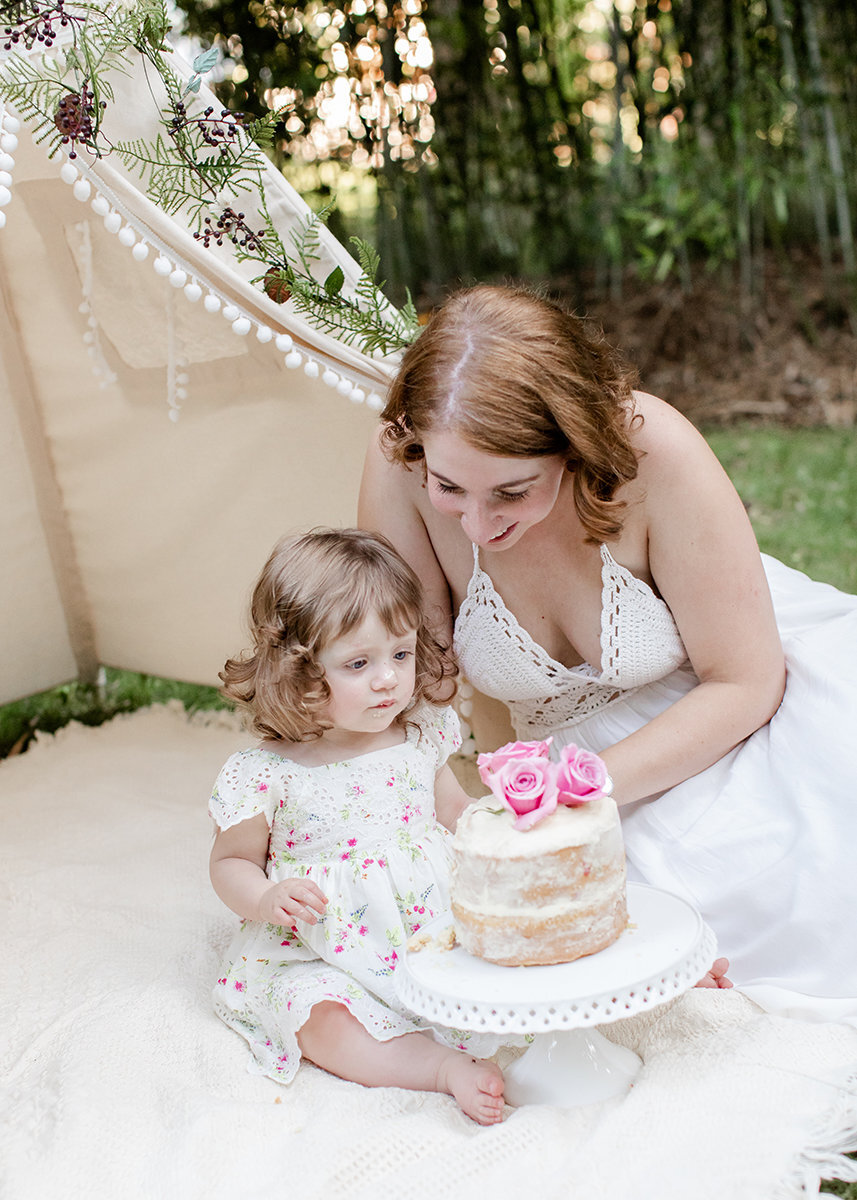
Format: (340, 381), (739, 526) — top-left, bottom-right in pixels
(395, 882), (717, 1108)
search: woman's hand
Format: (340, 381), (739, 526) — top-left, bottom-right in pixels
(257, 878), (328, 926)
(696, 957), (733, 989)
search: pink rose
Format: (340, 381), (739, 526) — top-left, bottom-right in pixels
(486, 756), (559, 831)
(477, 737), (552, 786)
(555, 743), (609, 806)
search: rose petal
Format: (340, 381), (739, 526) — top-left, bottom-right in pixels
(556, 743), (609, 805)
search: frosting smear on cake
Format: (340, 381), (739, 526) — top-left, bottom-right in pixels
(451, 797), (628, 967)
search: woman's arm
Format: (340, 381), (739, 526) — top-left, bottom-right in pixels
(210, 814), (328, 925)
(358, 427), (454, 643)
(602, 397), (786, 805)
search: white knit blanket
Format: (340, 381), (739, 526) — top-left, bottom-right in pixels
(2, 704), (856, 1200)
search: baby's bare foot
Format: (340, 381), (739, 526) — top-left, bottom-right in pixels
(439, 1054), (506, 1125)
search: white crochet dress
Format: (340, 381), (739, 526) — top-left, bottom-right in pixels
(455, 544), (857, 1023)
(209, 703), (505, 1084)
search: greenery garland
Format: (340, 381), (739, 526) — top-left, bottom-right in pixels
(0, 0), (420, 355)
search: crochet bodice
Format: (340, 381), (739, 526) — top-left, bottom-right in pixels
(453, 544), (688, 738)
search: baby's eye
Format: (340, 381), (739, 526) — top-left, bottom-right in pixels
(345, 658), (367, 671)
(393, 649), (412, 661)
(498, 489), (530, 503)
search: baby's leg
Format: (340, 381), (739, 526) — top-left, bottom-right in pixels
(297, 1000), (505, 1125)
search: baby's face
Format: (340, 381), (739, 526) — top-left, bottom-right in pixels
(317, 613), (417, 737)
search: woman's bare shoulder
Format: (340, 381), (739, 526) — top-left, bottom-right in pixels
(361, 425), (421, 493)
(630, 391), (728, 491)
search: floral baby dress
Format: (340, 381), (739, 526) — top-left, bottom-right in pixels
(210, 703), (500, 1082)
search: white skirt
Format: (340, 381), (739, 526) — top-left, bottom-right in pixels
(551, 555), (857, 1023)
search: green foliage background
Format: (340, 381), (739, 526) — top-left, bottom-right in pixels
(172, 0), (857, 314)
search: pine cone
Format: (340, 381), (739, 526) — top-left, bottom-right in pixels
(263, 267), (291, 305)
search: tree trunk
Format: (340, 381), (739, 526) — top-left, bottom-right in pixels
(798, 0), (855, 276)
(769, 0), (833, 285)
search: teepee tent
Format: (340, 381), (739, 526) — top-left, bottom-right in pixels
(0, 14), (399, 705)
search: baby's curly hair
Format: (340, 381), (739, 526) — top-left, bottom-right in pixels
(220, 528), (456, 743)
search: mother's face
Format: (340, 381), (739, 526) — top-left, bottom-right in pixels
(421, 430), (566, 551)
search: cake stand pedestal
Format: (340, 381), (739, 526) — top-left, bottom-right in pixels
(395, 882), (716, 1108)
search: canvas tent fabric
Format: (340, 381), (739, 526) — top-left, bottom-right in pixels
(0, 34), (393, 705)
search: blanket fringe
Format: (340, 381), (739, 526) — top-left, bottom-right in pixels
(775, 1077), (857, 1198)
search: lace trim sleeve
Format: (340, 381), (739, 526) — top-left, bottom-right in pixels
(412, 703), (462, 768)
(208, 750), (286, 831)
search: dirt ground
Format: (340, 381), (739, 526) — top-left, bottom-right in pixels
(574, 255), (857, 428)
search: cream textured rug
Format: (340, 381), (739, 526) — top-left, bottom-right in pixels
(2, 704), (856, 1200)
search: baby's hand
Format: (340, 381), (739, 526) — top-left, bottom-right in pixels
(258, 878), (328, 927)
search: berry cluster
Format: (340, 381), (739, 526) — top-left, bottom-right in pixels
(193, 206), (265, 252)
(53, 88), (103, 158)
(2, 0), (74, 51)
(168, 102), (247, 157)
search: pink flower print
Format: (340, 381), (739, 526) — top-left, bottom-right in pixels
(348, 838), (357, 847)
(340, 851), (350, 861)
(257, 783), (268, 792)
(217, 977), (227, 986)
(359, 925), (368, 937)
(362, 858), (375, 869)
(334, 945), (344, 953)
(378, 858), (386, 869)
(234, 981), (245, 991)
(351, 783), (366, 796)
(386, 775), (395, 788)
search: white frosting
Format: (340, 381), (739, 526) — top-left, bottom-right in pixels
(455, 796), (618, 855)
(450, 797), (627, 965)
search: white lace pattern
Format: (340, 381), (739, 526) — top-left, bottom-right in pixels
(453, 544), (688, 738)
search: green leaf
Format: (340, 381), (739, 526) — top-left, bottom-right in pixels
(184, 77), (201, 94)
(324, 266), (345, 297)
(192, 48), (219, 74)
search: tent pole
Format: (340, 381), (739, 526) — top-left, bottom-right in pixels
(0, 249), (99, 685)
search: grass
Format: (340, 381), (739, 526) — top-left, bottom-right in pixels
(0, 667), (230, 759)
(704, 424), (857, 593)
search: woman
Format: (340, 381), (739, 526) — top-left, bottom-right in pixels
(359, 284), (857, 1022)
